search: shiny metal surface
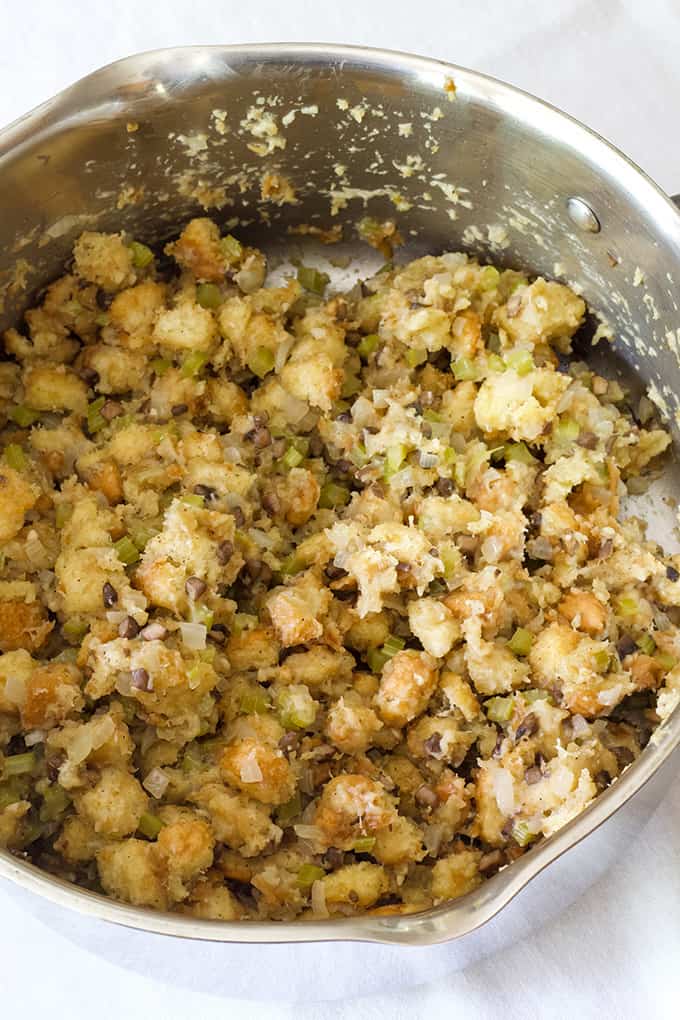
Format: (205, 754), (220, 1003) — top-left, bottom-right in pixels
(565, 196), (601, 233)
(1, 43), (680, 946)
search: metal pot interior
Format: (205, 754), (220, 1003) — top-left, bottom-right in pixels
(1, 43), (679, 943)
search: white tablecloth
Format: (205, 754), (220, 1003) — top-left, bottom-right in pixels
(2, 1), (679, 1016)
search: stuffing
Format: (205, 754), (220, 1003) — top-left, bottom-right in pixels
(0, 222), (673, 924)
(374, 650), (439, 727)
(76, 766), (148, 838)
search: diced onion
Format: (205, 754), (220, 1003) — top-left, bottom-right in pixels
(311, 879), (329, 918)
(351, 396), (376, 427)
(597, 684), (623, 706)
(25, 529), (46, 564)
(418, 451), (438, 469)
(3, 673), (26, 706)
(221, 444), (244, 465)
(91, 714), (116, 750)
(423, 823), (446, 855)
(143, 767), (169, 798)
(481, 536), (505, 563)
(274, 337), (294, 373)
(388, 467), (415, 490)
(115, 672), (133, 696)
(293, 824), (323, 843)
(249, 528), (277, 550)
(24, 729), (45, 747)
(106, 611), (128, 624)
(239, 751), (263, 784)
(71, 729), (95, 765)
(571, 714), (589, 736)
(492, 767), (515, 815)
(179, 621), (207, 650)
(279, 390), (309, 425)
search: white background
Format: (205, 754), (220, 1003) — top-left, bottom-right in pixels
(1, 0), (679, 1016)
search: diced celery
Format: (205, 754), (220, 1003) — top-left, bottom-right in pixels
(248, 346), (275, 379)
(440, 447), (457, 467)
(240, 685), (272, 715)
(486, 353), (505, 373)
(276, 792), (302, 826)
(512, 819), (536, 847)
(655, 651), (678, 672)
(3, 751), (36, 777)
(406, 347), (428, 367)
(181, 351), (209, 378)
(289, 436), (310, 457)
(485, 696), (514, 723)
(276, 686), (317, 730)
(479, 266), (500, 291)
(352, 836), (376, 853)
(55, 502), (73, 529)
(508, 627), (534, 656)
(452, 356), (478, 381)
(422, 409), (442, 423)
(114, 535), (140, 565)
(505, 349), (534, 376)
(523, 689), (552, 704)
(279, 553), (305, 575)
(384, 444), (408, 479)
(350, 443), (370, 468)
(616, 595), (639, 617)
(554, 416), (580, 444)
(232, 613), (257, 635)
(382, 634), (406, 658)
(509, 275), (529, 294)
(221, 234), (243, 260)
(594, 649), (611, 672)
(504, 442), (537, 466)
(129, 241), (154, 269)
(636, 634), (656, 656)
(440, 542), (460, 579)
(196, 282), (222, 309)
(39, 784), (71, 822)
(181, 493), (205, 508)
(0, 779), (25, 810)
(181, 746), (203, 772)
(95, 312), (110, 327)
(191, 604), (214, 630)
(341, 374), (362, 398)
(319, 482), (350, 509)
(87, 396), (107, 434)
(150, 357), (172, 376)
(367, 647), (390, 673)
(297, 863), (326, 888)
(63, 619), (89, 643)
(297, 265), (330, 295)
(281, 444), (305, 469)
(130, 523), (160, 551)
(4, 443), (26, 470)
(357, 333), (380, 360)
(11, 405), (40, 428)
(138, 812), (165, 839)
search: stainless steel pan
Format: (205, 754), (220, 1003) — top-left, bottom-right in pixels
(1, 43), (679, 946)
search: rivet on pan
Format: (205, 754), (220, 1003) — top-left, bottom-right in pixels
(566, 197), (601, 233)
